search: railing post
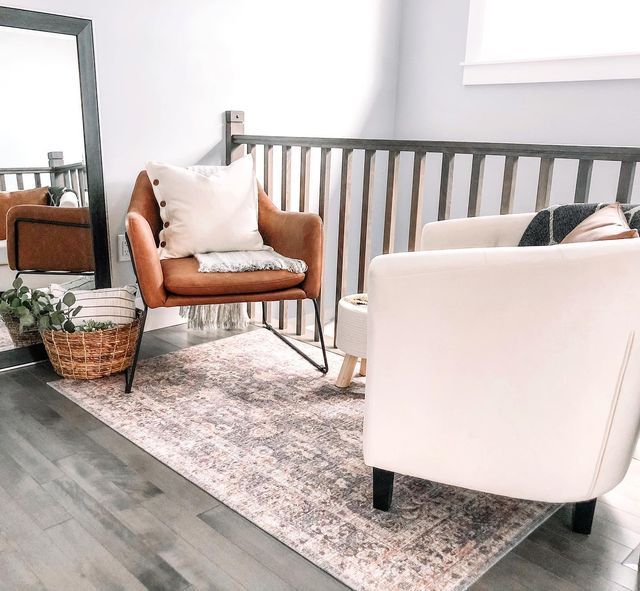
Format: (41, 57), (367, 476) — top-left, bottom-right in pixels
(225, 111), (245, 164)
(48, 151), (65, 187)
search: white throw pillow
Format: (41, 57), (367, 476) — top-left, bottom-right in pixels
(58, 190), (79, 208)
(49, 284), (137, 327)
(145, 155), (265, 259)
(50, 276), (95, 292)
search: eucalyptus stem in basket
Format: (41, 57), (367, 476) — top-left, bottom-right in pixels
(0, 277), (51, 332)
(38, 292), (83, 333)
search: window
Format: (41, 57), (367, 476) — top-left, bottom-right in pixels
(463, 0), (640, 85)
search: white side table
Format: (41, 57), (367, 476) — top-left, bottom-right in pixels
(335, 294), (367, 388)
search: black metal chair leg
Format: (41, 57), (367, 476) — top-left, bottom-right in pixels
(261, 298), (328, 374)
(373, 468), (395, 511)
(124, 305), (148, 394)
(572, 498), (597, 534)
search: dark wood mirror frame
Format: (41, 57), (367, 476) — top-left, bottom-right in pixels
(0, 6), (111, 369)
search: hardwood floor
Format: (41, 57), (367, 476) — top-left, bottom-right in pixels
(0, 324), (637, 590)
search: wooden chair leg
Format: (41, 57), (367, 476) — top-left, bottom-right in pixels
(336, 354), (358, 388)
(359, 358), (367, 376)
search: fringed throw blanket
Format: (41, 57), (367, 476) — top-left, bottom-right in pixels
(519, 203), (640, 246)
(195, 247), (307, 274)
(182, 248), (307, 331)
(179, 303), (249, 331)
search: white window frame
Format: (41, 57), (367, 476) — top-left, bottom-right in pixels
(462, 0), (640, 85)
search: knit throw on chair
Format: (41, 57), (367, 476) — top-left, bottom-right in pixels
(180, 248), (307, 331)
(179, 303), (249, 331)
(519, 203), (640, 246)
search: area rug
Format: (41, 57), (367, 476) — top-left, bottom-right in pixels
(50, 330), (557, 591)
(0, 320), (15, 352)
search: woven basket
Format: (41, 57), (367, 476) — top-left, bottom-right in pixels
(42, 316), (140, 380)
(0, 312), (42, 347)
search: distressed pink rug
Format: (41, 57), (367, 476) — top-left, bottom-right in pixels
(50, 330), (556, 591)
(0, 320), (15, 352)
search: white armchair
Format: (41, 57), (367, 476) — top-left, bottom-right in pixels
(363, 213), (640, 534)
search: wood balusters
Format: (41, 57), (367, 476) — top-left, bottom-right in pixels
(279, 145), (292, 330)
(616, 161), (636, 203)
(334, 149), (353, 346)
(316, 147), (332, 341)
(438, 153), (454, 221)
(408, 151), (426, 251)
(536, 158), (554, 210)
(358, 150), (376, 290)
(574, 159), (593, 203)
(500, 155), (519, 214)
(262, 144), (274, 324)
(246, 143), (257, 319)
(382, 150), (400, 254)
(225, 113), (640, 345)
(296, 146), (311, 336)
(467, 154), (485, 218)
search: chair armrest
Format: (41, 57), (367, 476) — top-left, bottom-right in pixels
(258, 186), (323, 299)
(364, 240), (640, 502)
(421, 212), (535, 251)
(125, 211), (167, 308)
(6, 204), (94, 272)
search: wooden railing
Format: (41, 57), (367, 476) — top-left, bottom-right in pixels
(225, 110), (640, 344)
(0, 151), (88, 206)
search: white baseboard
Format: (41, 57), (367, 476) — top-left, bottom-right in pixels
(144, 307), (185, 332)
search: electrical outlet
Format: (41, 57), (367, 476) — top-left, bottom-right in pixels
(117, 234), (131, 262)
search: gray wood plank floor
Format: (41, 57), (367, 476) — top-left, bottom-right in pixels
(0, 324), (637, 591)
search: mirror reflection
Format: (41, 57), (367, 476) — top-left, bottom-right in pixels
(0, 25), (95, 353)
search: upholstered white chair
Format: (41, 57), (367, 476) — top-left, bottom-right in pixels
(364, 213), (640, 534)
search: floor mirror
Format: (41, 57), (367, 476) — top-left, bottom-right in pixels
(0, 7), (110, 369)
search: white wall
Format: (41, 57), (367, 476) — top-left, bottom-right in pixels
(8, 0), (640, 327)
(394, 0), (640, 221)
(2, 0), (402, 328)
(0, 26), (84, 171)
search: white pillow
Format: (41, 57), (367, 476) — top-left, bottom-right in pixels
(145, 155), (265, 259)
(50, 276), (95, 292)
(48, 284), (137, 327)
(58, 190), (79, 208)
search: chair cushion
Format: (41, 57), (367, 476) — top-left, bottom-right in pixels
(161, 257), (305, 296)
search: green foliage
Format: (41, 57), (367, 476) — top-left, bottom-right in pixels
(0, 278), (83, 333)
(77, 320), (116, 333)
(38, 291), (82, 333)
(0, 277), (53, 331)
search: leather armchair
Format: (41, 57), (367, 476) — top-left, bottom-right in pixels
(364, 213), (640, 534)
(124, 171), (327, 392)
(6, 204), (94, 273)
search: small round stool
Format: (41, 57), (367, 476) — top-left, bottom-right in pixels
(335, 294), (367, 388)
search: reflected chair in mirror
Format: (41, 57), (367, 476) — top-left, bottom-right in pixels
(124, 171), (327, 393)
(6, 203), (95, 282)
(0, 187), (94, 288)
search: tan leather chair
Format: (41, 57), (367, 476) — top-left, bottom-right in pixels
(7, 204), (95, 275)
(124, 171), (327, 392)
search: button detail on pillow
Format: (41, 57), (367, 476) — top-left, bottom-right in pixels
(561, 203), (639, 244)
(145, 155), (265, 259)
